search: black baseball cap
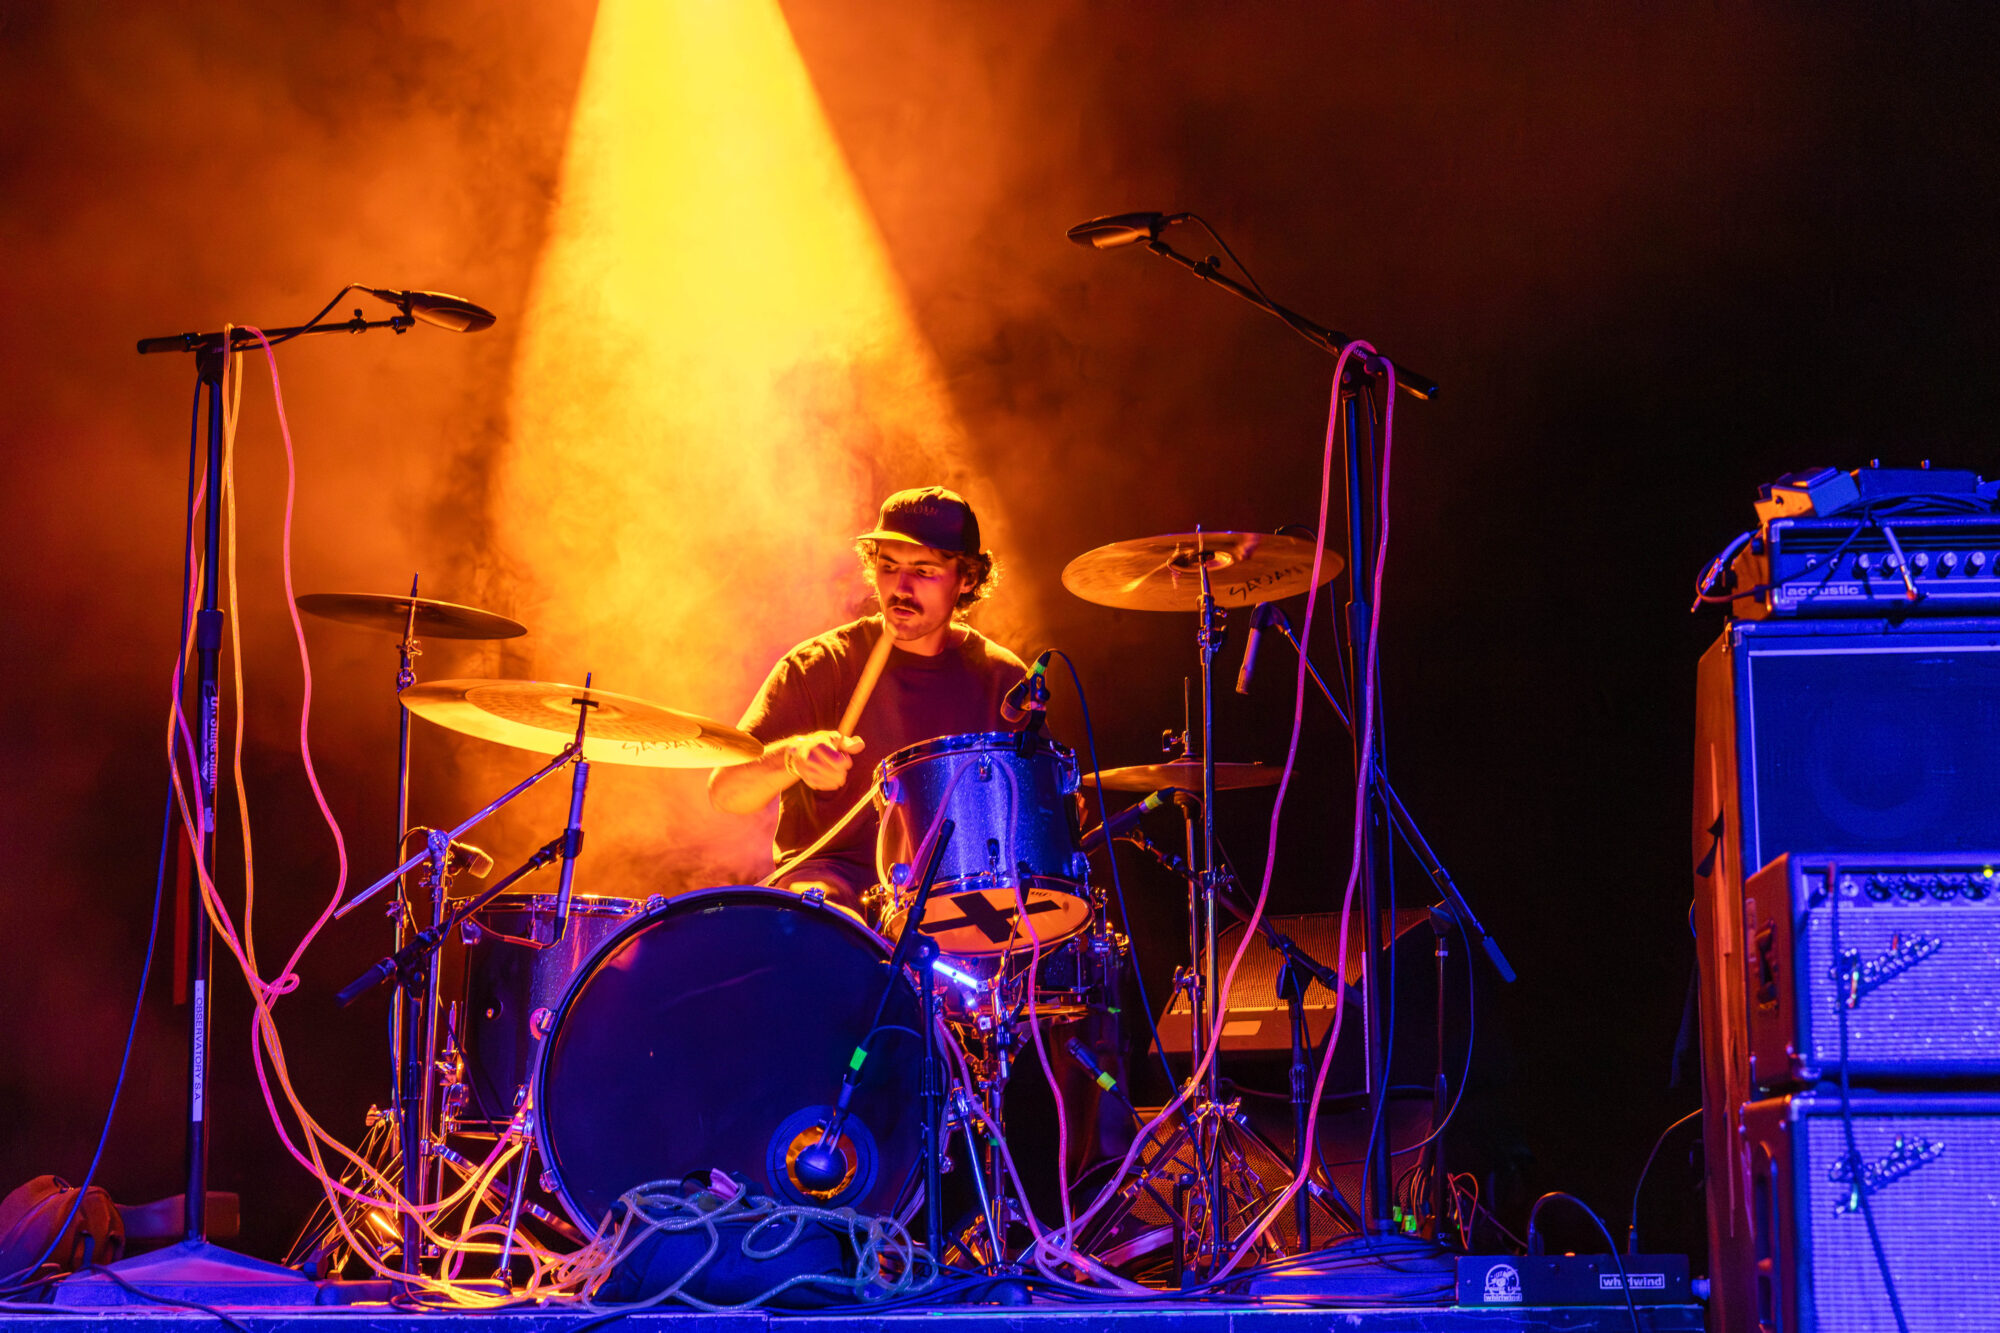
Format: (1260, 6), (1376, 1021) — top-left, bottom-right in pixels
(856, 486), (982, 555)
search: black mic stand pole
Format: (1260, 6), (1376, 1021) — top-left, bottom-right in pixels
(1340, 374), (1397, 1234)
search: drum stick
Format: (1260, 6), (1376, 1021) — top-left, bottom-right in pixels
(837, 621), (896, 737)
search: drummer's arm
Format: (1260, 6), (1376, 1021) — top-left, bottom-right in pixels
(707, 731), (864, 814)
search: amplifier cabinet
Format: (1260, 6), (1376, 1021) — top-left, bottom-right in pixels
(1744, 1092), (2000, 1333)
(1694, 619), (2000, 1333)
(1746, 853), (2000, 1088)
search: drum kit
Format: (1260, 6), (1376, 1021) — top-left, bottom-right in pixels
(294, 527), (1423, 1285)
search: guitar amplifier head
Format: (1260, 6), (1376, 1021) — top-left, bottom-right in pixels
(1744, 1092), (2000, 1333)
(1745, 853), (2000, 1089)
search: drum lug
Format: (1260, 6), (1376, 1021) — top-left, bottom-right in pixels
(975, 755), (993, 782)
(881, 777), (904, 806)
(800, 884), (828, 909)
(644, 893), (667, 914)
(1069, 852), (1090, 880)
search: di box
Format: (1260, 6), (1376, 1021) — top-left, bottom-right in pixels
(1455, 1254), (1690, 1307)
(1745, 852), (2000, 1088)
(1744, 1091), (2000, 1333)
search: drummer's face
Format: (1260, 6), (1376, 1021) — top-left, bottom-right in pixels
(870, 541), (972, 649)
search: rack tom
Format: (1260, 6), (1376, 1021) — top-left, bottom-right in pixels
(874, 731), (1091, 955)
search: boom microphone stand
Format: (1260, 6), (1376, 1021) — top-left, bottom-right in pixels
(57, 296), (494, 1305)
(1126, 229), (1428, 1235)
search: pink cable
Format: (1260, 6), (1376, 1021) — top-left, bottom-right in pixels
(244, 328), (349, 986)
(1055, 341), (1375, 1257)
(1217, 353), (1397, 1278)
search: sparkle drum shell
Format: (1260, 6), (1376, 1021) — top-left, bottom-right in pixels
(874, 731), (1091, 955)
(531, 886), (923, 1233)
(455, 892), (640, 1135)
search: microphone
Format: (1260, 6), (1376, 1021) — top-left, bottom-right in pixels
(1235, 603), (1286, 695)
(1001, 650), (1055, 724)
(1065, 1037), (1125, 1099)
(790, 1117), (853, 1194)
(363, 287), (498, 333)
(1065, 212), (1183, 250)
(405, 828), (494, 879)
(1080, 789), (1170, 854)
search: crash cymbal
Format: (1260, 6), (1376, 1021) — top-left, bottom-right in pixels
(295, 592), (527, 640)
(1061, 532), (1341, 612)
(1083, 760), (1280, 792)
(399, 679), (761, 768)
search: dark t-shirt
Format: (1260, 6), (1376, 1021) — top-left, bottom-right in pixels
(738, 617), (1028, 900)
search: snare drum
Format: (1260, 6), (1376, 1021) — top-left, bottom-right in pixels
(451, 892), (641, 1134)
(874, 731), (1091, 955)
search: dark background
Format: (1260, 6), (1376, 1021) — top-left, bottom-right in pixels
(2, 0), (1996, 1269)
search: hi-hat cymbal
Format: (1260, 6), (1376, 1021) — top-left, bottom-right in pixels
(296, 592), (526, 640)
(1083, 761), (1280, 792)
(399, 679), (761, 768)
(1061, 532), (1341, 612)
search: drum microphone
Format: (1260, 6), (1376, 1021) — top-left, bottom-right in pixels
(362, 287), (498, 333)
(1064, 212), (1188, 250)
(1001, 650), (1055, 724)
(1065, 1037), (1126, 1101)
(1234, 603), (1287, 694)
(1080, 789), (1170, 854)
(404, 828), (494, 879)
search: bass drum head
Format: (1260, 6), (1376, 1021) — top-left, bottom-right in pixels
(534, 886), (923, 1233)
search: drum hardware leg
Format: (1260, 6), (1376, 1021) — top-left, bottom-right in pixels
(915, 934), (947, 1265)
(392, 574), (422, 1276)
(1276, 949), (1316, 1250)
(1426, 904), (1451, 1242)
(1170, 1171), (1193, 1289)
(495, 1110), (535, 1278)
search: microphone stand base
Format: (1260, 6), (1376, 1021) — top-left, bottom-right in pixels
(53, 1240), (322, 1308)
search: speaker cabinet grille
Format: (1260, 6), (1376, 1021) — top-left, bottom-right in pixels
(1745, 1092), (2000, 1333)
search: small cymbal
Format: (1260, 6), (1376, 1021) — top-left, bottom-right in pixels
(296, 592), (526, 641)
(400, 679), (761, 768)
(1083, 761), (1279, 792)
(1061, 532), (1341, 612)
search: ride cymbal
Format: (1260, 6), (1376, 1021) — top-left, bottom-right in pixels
(1061, 532), (1341, 612)
(400, 679), (761, 768)
(1083, 761), (1280, 792)
(295, 592), (527, 640)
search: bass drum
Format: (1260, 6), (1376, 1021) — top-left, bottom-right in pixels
(533, 886), (924, 1233)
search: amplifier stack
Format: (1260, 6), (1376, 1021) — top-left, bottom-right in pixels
(1692, 465), (2000, 1333)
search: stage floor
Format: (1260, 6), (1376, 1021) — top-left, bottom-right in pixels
(1, 1304), (1702, 1332)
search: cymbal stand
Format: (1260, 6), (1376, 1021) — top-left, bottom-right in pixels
(1156, 549), (1237, 1273)
(389, 573), (430, 1275)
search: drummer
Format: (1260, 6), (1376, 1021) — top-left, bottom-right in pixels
(707, 486), (1028, 918)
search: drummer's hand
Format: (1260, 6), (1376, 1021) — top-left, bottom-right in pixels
(781, 731), (865, 791)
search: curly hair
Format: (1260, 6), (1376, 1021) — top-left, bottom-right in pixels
(856, 538), (1000, 616)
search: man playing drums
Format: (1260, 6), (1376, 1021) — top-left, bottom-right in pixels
(707, 486), (1028, 918)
